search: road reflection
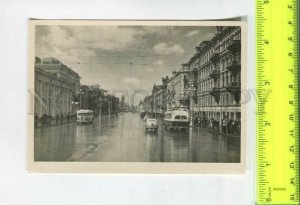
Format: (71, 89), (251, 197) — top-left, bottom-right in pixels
(34, 113), (240, 162)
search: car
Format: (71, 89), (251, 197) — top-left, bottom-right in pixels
(145, 118), (158, 132)
(140, 111), (146, 118)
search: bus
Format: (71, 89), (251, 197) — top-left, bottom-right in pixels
(77, 109), (94, 124)
(164, 109), (190, 130)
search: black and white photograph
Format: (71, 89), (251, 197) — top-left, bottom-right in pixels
(28, 20), (246, 173)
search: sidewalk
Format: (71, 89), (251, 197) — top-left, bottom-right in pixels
(34, 118), (76, 128)
(194, 125), (241, 138)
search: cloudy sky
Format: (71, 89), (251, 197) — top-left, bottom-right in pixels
(35, 25), (216, 103)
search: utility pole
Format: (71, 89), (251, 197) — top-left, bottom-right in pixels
(79, 89), (82, 109)
(99, 97), (102, 116)
(189, 82), (196, 127)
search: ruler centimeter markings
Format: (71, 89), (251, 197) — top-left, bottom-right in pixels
(256, 0), (299, 205)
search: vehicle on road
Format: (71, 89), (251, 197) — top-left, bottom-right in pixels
(140, 111), (146, 119)
(77, 109), (94, 124)
(164, 109), (190, 130)
(145, 118), (158, 132)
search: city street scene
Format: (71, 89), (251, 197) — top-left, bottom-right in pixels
(32, 22), (242, 163)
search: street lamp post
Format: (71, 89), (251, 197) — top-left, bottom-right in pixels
(99, 97), (102, 116)
(79, 89), (83, 109)
(189, 82), (196, 127)
(108, 101), (111, 115)
(71, 101), (79, 122)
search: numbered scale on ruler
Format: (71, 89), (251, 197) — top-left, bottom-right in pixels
(256, 0), (299, 204)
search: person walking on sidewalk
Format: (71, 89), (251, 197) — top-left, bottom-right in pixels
(222, 117), (228, 134)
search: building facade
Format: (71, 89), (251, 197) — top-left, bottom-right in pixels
(166, 64), (190, 111)
(142, 76), (168, 115)
(152, 84), (164, 114)
(152, 76), (168, 115)
(143, 95), (153, 113)
(34, 57), (80, 119)
(190, 26), (241, 123)
(141, 26), (241, 132)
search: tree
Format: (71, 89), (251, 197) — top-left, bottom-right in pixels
(77, 84), (119, 115)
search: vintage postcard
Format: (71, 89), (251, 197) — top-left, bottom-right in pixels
(28, 20), (247, 174)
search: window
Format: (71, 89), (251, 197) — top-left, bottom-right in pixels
(165, 114), (172, 119)
(78, 113), (93, 116)
(183, 75), (188, 88)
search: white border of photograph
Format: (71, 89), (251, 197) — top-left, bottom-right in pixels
(28, 20), (247, 174)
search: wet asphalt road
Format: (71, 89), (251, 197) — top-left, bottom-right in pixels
(34, 113), (240, 162)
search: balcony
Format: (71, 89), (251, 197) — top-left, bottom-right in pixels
(210, 52), (220, 64)
(227, 40), (241, 54)
(209, 87), (220, 96)
(209, 87), (220, 104)
(209, 69), (220, 80)
(225, 82), (241, 102)
(225, 82), (241, 93)
(226, 61), (241, 73)
(190, 64), (198, 71)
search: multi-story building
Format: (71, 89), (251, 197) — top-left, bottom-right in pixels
(142, 26), (241, 127)
(34, 57), (80, 119)
(166, 64), (190, 111)
(143, 95), (153, 113)
(152, 84), (164, 114)
(191, 26), (241, 123)
(152, 76), (168, 115)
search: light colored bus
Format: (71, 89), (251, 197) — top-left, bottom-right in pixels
(164, 109), (190, 130)
(77, 109), (94, 124)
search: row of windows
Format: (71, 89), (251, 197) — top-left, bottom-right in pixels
(164, 114), (187, 120)
(35, 94), (73, 116)
(198, 95), (217, 106)
(198, 29), (241, 66)
(197, 53), (240, 82)
(220, 93), (236, 105)
(198, 65), (216, 80)
(220, 52), (241, 71)
(219, 31), (241, 53)
(198, 79), (215, 92)
(197, 92), (238, 107)
(196, 71), (241, 92)
(36, 80), (73, 98)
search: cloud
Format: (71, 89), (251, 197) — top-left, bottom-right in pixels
(35, 26), (96, 64)
(145, 68), (154, 72)
(154, 60), (164, 65)
(74, 26), (145, 51)
(122, 77), (140, 85)
(35, 26), (146, 60)
(185, 30), (199, 38)
(153, 42), (184, 55)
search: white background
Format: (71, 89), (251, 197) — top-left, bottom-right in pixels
(0, 0), (255, 204)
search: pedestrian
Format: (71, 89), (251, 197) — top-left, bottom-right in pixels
(214, 119), (219, 132)
(225, 118), (229, 134)
(194, 116), (198, 125)
(222, 117), (227, 134)
(232, 119), (237, 135)
(236, 119), (241, 136)
(209, 118), (213, 130)
(228, 118), (233, 134)
(212, 118), (217, 131)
